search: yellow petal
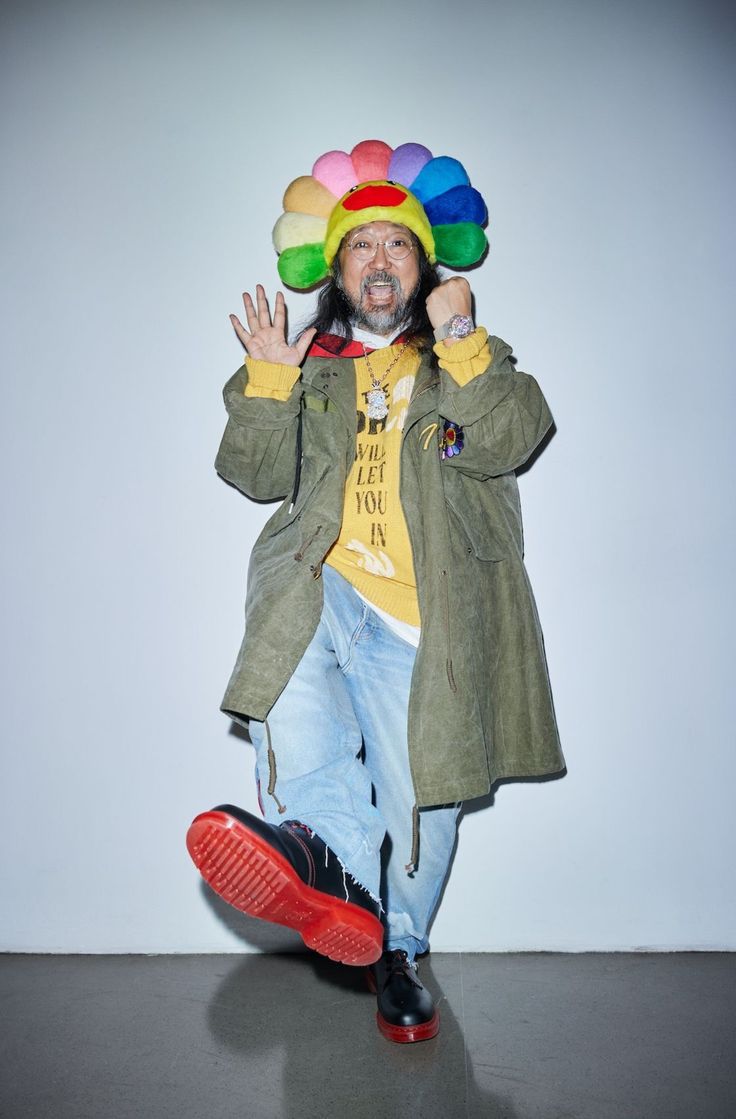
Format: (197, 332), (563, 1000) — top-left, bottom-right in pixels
(283, 175), (337, 219)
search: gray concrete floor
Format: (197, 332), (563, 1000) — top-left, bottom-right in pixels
(1, 952), (735, 1119)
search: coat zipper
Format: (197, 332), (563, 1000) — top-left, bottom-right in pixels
(288, 402), (304, 513)
(440, 568), (457, 693)
(294, 524), (323, 564)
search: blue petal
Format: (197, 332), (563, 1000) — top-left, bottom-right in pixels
(410, 156), (469, 204)
(425, 185), (487, 227)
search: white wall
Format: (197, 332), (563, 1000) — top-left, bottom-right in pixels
(2, 0), (734, 952)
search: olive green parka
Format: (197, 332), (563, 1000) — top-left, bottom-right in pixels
(216, 336), (564, 807)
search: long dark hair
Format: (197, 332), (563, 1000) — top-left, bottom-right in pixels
(298, 233), (442, 354)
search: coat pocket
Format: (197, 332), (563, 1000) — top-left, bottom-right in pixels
(444, 473), (519, 561)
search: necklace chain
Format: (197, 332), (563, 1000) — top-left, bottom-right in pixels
(361, 341), (409, 389)
(360, 341), (409, 422)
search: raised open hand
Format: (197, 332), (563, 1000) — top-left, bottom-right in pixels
(230, 285), (316, 367)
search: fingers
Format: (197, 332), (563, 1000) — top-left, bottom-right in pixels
(233, 286), (294, 357)
(272, 290), (286, 334)
(256, 284), (272, 329)
(242, 285), (287, 331)
(230, 313), (251, 348)
(295, 326), (317, 364)
(242, 291), (259, 334)
(425, 276), (473, 328)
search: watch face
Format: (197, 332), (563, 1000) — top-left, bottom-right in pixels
(449, 314), (474, 338)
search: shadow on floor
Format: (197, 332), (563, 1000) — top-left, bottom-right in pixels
(205, 951), (520, 1119)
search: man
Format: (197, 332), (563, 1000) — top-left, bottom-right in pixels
(187, 140), (564, 1044)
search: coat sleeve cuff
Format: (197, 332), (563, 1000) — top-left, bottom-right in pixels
(243, 357), (302, 400)
(433, 327), (492, 387)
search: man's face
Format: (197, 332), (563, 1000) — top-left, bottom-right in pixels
(336, 220), (421, 335)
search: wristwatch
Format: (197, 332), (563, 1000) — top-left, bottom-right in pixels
(434, 314), (475, 342)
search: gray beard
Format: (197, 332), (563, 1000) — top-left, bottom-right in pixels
(337, 270), (412, 336)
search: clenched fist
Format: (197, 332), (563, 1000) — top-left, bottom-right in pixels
(425, 277), (473, 340)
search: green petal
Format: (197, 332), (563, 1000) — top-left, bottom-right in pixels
(433, 223), (488, 268)
(277, 243), (329, 290)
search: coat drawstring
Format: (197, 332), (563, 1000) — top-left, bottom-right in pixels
(405, 804), (420, 874)
(265, 719), (287, 815)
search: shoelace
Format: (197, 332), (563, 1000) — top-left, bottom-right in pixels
(381, 950), (422, 989)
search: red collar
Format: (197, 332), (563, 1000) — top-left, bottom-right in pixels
(309, 332), (410, 359)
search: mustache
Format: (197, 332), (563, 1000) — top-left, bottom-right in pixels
(360, 271), (400, 297)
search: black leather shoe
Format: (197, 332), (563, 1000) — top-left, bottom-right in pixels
(367, 949), (440, 1042)
(186, 804), (383, 966)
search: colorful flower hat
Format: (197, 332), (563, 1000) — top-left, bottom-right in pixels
(272, 139), (488, 290)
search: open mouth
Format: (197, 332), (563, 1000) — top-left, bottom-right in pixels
(362, 273), (399, 305)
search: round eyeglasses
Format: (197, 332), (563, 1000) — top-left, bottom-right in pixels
(346, 233), (414, 262)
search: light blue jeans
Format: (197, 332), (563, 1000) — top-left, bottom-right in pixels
(248, 564), (459, 960)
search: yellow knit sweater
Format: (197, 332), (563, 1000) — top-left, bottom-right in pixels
(326, 343), (423, 623)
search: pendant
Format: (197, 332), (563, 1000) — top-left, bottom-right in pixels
(366, 387), (389, 420)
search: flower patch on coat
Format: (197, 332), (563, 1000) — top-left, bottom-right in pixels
(440, 420), (464, 459)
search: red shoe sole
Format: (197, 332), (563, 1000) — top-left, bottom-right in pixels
(186, 810), (383, 967)
(365, 970), (440, 1043)
(376, 1009), (440, 1044)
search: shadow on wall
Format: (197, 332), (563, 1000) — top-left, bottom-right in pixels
(201, 882), (304, 954)
(461, 765), (568, 821)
